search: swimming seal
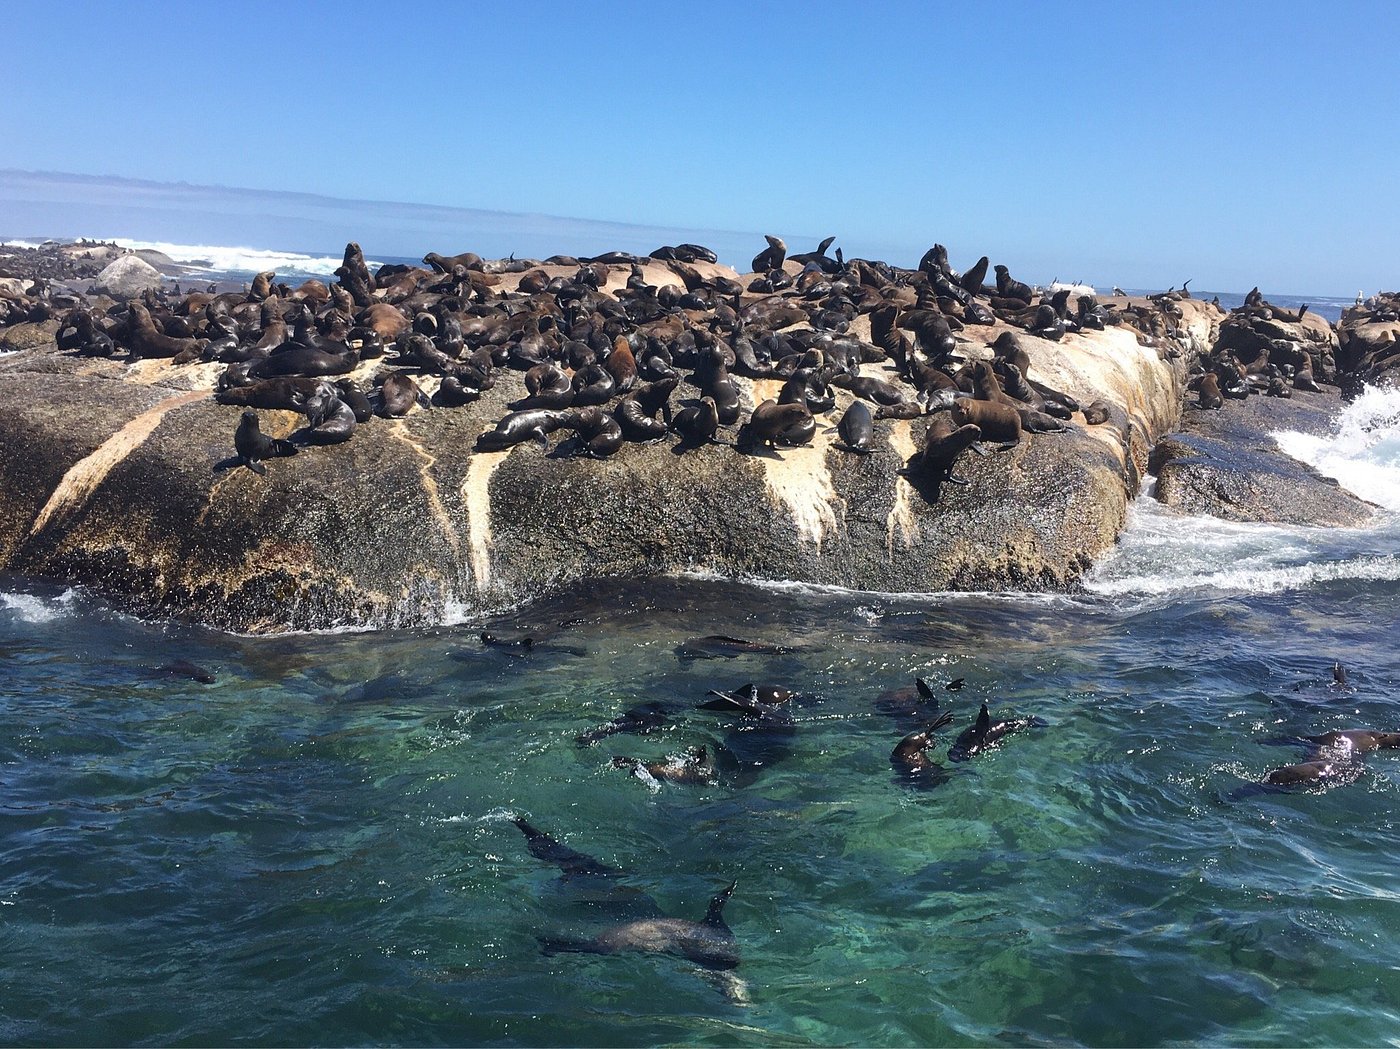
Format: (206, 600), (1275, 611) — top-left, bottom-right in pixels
(575, 701), (671, 746)
(537, 879), (740, 971)
(947, 702), (1044, 761)
(890, 710), (956, 786)
(612, 746), (718, 786)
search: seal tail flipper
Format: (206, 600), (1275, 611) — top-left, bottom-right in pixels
(915, 677), (935, 701)
(269, 437), (298, 458)
(512, 817), (616, 877)
(705, 880), (738, 927)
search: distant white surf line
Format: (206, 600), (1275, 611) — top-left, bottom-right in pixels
(0, 239), (47, 250)
(109, 239), (384, 277)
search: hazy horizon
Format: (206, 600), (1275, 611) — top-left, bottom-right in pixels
(0, 168), (1365, 300)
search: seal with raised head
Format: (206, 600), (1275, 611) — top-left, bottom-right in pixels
(232, 410), (297, 475)
(890, 710), (956, 786)
(750, 235), (787, 273)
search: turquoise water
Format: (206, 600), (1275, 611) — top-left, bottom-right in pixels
(5, 390), (1400, 1047)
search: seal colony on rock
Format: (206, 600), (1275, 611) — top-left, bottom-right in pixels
(0, 231), (1250, 631)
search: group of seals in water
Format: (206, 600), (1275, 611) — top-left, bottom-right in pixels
(1224, 662), (1400, 798)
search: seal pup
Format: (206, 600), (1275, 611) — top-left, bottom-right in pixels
(232, 410), (297, 475)
(947, 702), (1044, 761)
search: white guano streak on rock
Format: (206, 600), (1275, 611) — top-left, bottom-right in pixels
(746, 378), (844, 548)
(388, 422), (461, 559)
(461, 450), (506, 592)
(885, 420), (920, 553)
(27, 389), (207, 539)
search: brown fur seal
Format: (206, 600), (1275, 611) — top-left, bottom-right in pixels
(750, 235), (786, 273)
(738, 399), (814, 449)
(950, 398), (1021, 444)
(890, 710), (956, 782)
(376, 372), (426, 417)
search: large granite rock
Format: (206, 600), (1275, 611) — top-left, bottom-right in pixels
(90, 254), (164, 298)
(0, 308), (1194, 631)
(1151, 388), (1374, 527)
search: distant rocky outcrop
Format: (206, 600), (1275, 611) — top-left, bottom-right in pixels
(90, 255), (164, 298)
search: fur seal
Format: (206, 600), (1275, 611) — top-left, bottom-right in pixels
(1303, 729), (1400, 754)
(947, 702), (1044, 761)
(232, 410), (297, 475)
(675, 636), (795, 660)
(891, 710), (956, 785)
(575, 701), (670, 746)
(511, 819), (740, 973)
(537, 879), (740, 971)
(376, 372), (427, 417)
(302, 386), (357, 444)
(1197, 372), (1224, 410)
(750, 235), (787, 273)
(950, 398), (1021, 445)
(835, 400), (874, 453)
(672, 397), (720, 445)
(612, 746), (718, 786)
(738, 399), (814, 450)
(905, 410), (981, 500)
(475, 409), (569, 452)
(559, 405), (624, 458)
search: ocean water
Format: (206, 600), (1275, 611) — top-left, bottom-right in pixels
(3, 328), (1400, 1046)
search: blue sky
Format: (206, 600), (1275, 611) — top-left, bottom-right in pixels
(3, 1), (1398, 294)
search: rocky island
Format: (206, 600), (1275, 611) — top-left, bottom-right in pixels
(0, 238), (1373, 631)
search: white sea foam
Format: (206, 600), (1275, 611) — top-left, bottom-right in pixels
(108, 239), (382, 278)
(0, 588), (77, 623)
(1273, 385), (1400, 512)
(0, 240), (47, 251)
(1088, 388), (1400, 599)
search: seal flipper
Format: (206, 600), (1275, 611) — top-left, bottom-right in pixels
(512, 817), (620, 878)
(915, 677), (935, 701)
(704, 880), (738, 930)
(240, 457), (267, 476)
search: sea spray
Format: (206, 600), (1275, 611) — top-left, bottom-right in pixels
(1274, 384), (1400, 512)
